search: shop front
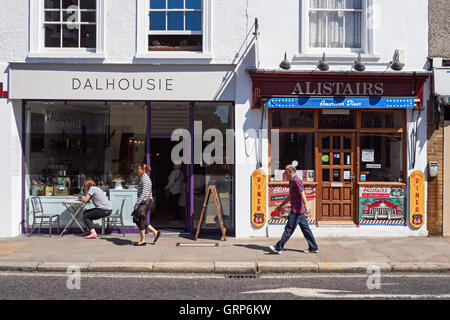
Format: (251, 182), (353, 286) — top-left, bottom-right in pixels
(249, 70), (430, 236)
(9, 63), (236, 235)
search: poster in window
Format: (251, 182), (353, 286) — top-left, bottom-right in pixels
(359, 186), (406, 225)
(361, 149), (374, 162)
(268, 185), (316, 223)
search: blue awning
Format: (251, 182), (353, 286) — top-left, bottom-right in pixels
(265, 97), (415, 109)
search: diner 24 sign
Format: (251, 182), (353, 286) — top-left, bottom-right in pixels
(251, 169), (267, 228)
(410, 170), (425, 229)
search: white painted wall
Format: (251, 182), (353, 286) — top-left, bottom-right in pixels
(0, 1), (430, 237)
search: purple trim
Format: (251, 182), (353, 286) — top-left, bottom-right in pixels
(188, 102), (195, 233)
(146, 101), (151, 226)
(24, 227), (153, 235)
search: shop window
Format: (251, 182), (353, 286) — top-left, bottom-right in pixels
(309, 0), (363, 49)
(25, 101), (147, 197)
(319, 109), (355, 129)
(271, 110), (314, 128)
(148, 0), (203, 51)
(43, 0), (97, 49)
(359, 133), (403, 182)
(361, 111), (402, 128)
(271, 132), (315, 182)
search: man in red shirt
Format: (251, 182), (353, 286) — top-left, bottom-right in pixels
(269, 164), (319, 254)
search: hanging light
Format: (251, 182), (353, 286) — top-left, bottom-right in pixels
(354, 53), (365, 71)
(317, 53), (329, 71)
(279, 52), (291, 70)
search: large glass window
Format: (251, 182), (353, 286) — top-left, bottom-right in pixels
(361, 111), (403, 128)
(270, 132), (315, 182)
(359, 133), (403, 182)
(271, 110), (314, 128)
(25, 101), (147, 197)
(193, 103), (234, 230)
(148, 0), (203, 51)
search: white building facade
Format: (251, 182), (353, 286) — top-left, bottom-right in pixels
(0, 0), (430, 238)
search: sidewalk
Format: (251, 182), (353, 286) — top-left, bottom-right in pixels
(0, 234), (450, 274)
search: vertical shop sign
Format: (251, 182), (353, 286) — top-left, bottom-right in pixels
(251, 169), (267, 228)
(410, 170), (425, 229)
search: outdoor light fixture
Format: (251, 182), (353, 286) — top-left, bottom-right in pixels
(279, 52), (291, 70)
(390, 49), (404, 71)
(354, 53), (365, 71)
(317, 53), (329, 71)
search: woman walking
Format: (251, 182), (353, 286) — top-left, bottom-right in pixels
(134, 164), (161, 246)
(79, 179), (112, 239)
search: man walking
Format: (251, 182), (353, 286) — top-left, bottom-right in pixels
(269, 164), (319, 254)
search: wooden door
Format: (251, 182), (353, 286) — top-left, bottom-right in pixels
(318, 133), (355, 221)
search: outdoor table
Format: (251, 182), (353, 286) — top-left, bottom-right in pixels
(60, 200), (87, 236)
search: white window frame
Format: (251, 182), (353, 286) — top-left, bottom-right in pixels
(29, 0), (105, 59)
(301, 0), (371, 55)
(136, 0), (212, 61)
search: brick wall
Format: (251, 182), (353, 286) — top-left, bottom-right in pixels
(427, 100), (443, 235)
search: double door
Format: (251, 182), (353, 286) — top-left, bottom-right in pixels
(317, 133), (355, 221)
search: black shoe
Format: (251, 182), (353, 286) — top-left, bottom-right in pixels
(135, 242), (146, 246)
(154, 231), (161, 244)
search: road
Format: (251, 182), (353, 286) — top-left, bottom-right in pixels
(0, 272), (449, 300)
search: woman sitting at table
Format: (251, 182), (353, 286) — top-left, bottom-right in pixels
(78, 178), (112, 239)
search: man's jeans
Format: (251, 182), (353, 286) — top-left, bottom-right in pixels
(274, 211), (318, 251)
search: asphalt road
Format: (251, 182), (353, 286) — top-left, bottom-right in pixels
(0, 272), (449, 301)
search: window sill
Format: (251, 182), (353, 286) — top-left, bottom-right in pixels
(27, 51), (106, 60)
(134, 52), (213, 63)
(292, 53), (381, 64)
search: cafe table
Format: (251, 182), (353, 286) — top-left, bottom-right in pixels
(60, 199), (87, 236)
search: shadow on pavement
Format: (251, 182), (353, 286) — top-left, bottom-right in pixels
(234, 244), (307, 254)
(101, 238), (135, 246)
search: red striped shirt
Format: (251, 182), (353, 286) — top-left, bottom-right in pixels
(289, 176), (306, 214)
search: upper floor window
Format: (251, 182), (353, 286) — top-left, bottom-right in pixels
(29, 0), (104, 58)
(44, 0), (96, 49)
(309, 0), (363, 50)
(148, 0), (203, 51)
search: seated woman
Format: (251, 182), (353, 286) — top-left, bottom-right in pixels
(78, 178), (112, 239)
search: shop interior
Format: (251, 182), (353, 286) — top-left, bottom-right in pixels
(25, 101), (234, 232)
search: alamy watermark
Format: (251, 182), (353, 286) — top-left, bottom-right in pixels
(169, 123), (279, 166)
(66, 265), (81, 290)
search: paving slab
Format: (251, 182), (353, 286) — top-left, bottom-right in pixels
(215, 262), (257, 274)
(37, 262), (90, 272)
(318, 262), (392, 273)
(153, 262), (214, 273)
(0, 261), (40, 271)
(88, 262), (154, 272)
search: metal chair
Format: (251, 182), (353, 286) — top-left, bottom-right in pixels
(29, 196), (60, 237)
(102, 197), (126, 237)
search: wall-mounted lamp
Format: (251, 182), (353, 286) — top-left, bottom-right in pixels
(317, 53), (329, 71)
(390, 49), (404, 71)
(353, 53), (365, 71)
(279, 52), (291, 70)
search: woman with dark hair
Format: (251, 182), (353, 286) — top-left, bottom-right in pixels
(78, 178), (112, 239)
(134, 164), (160, 246)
